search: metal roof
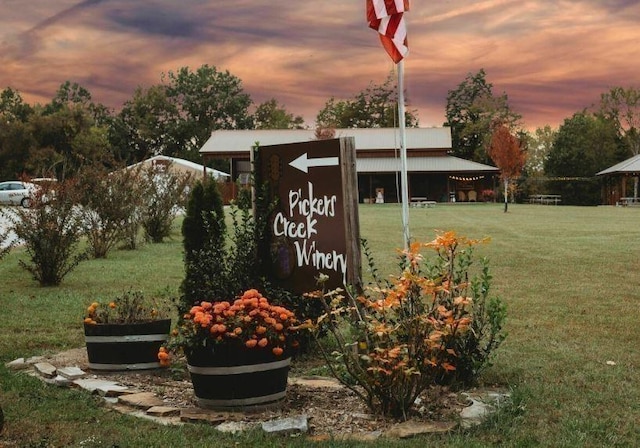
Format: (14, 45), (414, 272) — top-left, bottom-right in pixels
(199, 127), (452, 154)
(357, 156), (498, 173)
(596, 154), (640, 176)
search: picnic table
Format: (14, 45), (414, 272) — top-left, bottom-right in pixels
(528, 194), (561, 205)
(620, 197), (640, 206)
(410, 197), (436, 208)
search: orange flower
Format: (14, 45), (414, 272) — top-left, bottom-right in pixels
(245, 339), (258, 348)
(258, 338), (269, 348)
(272, 347), (284, 356)
(255, 326), (267, 335)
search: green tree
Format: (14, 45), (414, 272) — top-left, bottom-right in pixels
(316, 75), (419, 129)
(524, 125), (556, 176)
(599, 86), (640, 197)
(0, 87), (34, 122)
(110, 85), (178, 164)
(445, 69), (521, 163)
(545, 111), (624, 205)
(0, 88), (36, 179)
(30, 104), (113, 180)
(253, 98), (305, 129)
(164, 65), (253, 161)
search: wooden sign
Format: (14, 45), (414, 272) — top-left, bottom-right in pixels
(257, 137), (361, 294)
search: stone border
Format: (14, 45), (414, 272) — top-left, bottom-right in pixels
(5, 351), (510, 440)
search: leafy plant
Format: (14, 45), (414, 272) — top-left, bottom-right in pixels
(84, 290), (169, 324)
(0, 224), (12, 260)
(139, 165), (192, 243)
(306, 231), (507, 419)
(75, 164), (144, 258)
(5, 180), (87, 286)
(180, 178), (227, 314)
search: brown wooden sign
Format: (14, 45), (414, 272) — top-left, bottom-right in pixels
(258, 137), (361, 294)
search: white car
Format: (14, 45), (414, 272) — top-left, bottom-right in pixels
(0, 181), (39, 207)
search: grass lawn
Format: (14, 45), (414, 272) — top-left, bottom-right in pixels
(1, 203), (640, 446)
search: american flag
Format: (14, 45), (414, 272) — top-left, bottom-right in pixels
(366, 0), (409, 63)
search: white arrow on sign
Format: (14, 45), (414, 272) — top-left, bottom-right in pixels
(289, 153), (339, 173)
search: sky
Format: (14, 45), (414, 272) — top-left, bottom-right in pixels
(1, 0), (639, 132)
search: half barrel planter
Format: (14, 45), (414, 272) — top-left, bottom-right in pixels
(83, 319), (171, 371)
(187, 344), (291, 411)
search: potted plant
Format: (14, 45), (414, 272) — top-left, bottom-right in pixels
(83, 290), (171, 371)
(161, 288), (299, 411)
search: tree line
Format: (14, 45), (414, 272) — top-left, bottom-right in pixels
(2, 64), (639, 204)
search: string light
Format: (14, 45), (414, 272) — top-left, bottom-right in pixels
(449, 175), (485, 181)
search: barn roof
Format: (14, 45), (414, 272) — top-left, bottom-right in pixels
(199, 127), (452, 156)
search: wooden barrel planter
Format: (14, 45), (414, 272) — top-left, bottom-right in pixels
(187, 344), (291, 411)
(84, 319), (171, 371)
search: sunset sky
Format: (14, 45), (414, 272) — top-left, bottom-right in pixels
(1, 1), (639, 131)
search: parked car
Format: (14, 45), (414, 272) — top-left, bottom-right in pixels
(0, 181), (39, 207)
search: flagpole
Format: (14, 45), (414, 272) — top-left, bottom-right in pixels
(397, 60), (410, 249)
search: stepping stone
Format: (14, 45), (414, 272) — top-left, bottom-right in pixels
(57, 366), (86, 380)
(180, 408), (228, 425)
(289, 376), (343, 389)
(25, 356), (45, 364)
(216, 421), (253, 434)
(34, 362), (57, 378)
(262, 415), (309, 435)
(5, 358), (27, 370)
(146, 406), (181, 417)
(385, 420), (457, 438)
(118, 392), (164, 410)
(53, 375), (72, 387)
(74, 378), (126, 395)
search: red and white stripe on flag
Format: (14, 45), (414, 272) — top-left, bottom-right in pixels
(366, 0), (409, 64)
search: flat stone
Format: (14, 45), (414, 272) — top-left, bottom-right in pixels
(5, 358), (27, 370)
(34, 362), (57, 378)
(216, 421), (253, 434)
(57, 366), (86, 380)
(25, 356), (45, 364)
(180, 408), (228, 425)
(118, 392), (164, 410)
(385, 420), (457, 438)
(146, 406), (181, 417)
(261, 415), (309, 434)
(97, 385), (134, 397)
(459, 390), (510, 428)
(288, 376), (343, 389)
(460, 398), (491, 428)
(52, 375), (72, 387)
(74, 378), (125, 395)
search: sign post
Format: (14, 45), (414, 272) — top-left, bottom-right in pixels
(257, 137), (361, 294)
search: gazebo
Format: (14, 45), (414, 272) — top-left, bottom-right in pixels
(596, 154), (640, 205)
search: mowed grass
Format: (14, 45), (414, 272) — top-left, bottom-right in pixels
(1, 203), (640, 446)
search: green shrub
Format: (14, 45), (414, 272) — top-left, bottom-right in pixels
(0, 225), (12, 260)
(76, 165), (144, 258)
(140, 165), (192, 243)
(5, 180), (87, 286)
(179, 178), (227, 313)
